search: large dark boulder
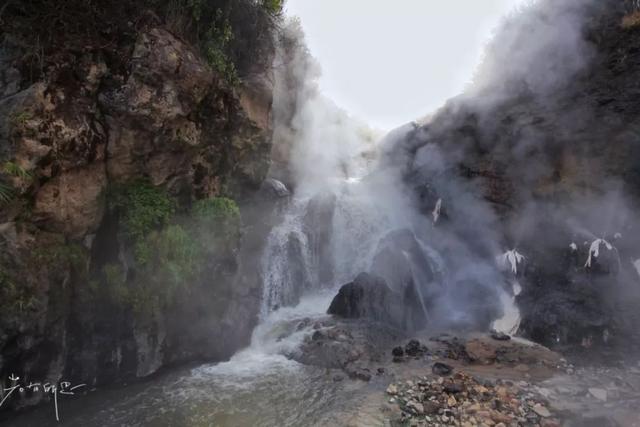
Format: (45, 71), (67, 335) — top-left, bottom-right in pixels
(327, 273), (405, 329)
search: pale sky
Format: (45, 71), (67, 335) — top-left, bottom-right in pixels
(286, 0), (528, 130)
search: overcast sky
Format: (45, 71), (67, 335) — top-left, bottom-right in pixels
(285, 0), (529, 130)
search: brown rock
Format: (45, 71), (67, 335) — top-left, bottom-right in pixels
(422, 401), (440, 415)
(34, 163), (107, 238)
(465, 338), (497, 363)
(490, 410), (513, 424)
(532, 404), (551, 418)
(124, 28), (214, 121)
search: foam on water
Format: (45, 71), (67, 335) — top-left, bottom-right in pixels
(194, 288), (336, 382)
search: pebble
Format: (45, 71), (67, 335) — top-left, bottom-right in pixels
(532, 404), (551, 418)
(387, 370), (561, 426)
(588, 387), (608, 401)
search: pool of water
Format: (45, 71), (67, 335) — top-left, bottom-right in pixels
(5, 291), (386, 427)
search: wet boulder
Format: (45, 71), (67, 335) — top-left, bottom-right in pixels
(432, 362), (453, 376)
(327, 273), (405, 329)
(405, 339), (428, 357)
(369, 229), (441, 330)
(259, 178), (290, 199)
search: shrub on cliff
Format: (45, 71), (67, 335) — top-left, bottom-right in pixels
(192, 196), (240, 236)
(108, 180), (175, 263)
(0, 0), (283, 84)
(99, 189), (242, 314)
(162, 0), (282, 83)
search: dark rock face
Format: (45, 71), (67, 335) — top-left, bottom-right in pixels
(370, 229), (437, 294)
(0, 23), (276, 407)
(380, 0), (640, 351)
(369, 229), (438, 330)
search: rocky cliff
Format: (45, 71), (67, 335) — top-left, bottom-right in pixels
(391, 0), (640, 351)
(0, 0), (283, 411)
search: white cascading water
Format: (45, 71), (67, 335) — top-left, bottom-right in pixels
(259, 179), (394, 318)
(260, 198), (316, 317)
(193, 18), (522, 420)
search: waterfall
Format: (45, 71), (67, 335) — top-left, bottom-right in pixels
(259, 179), (391, 317)
(258, 17), (514, 332)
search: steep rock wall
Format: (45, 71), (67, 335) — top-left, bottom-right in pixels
(391, 0), (640, 351)
(0, 21), (276, 409)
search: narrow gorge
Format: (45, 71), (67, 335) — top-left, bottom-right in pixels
(2, 0), (640, 426)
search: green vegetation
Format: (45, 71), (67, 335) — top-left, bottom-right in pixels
(9, 110), (33, 127)
(3, 161), (32, 179)
(1, 0), (283, 85)
(146, 224), (199, 293)
(101, 263), (130, 306)
(100, 190), (241, 314)
(157, 0), (282, 84)
(261, 0), (284, 16)
(109, 180), (175, 240)
(202, 10), (239, 85)
(109, 180), (175, 263)
(193, 195), (241, 242)
(0, 161), (33, 207)
(193, 196), (240, 224)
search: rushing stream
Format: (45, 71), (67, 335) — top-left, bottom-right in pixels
(6, 176), (396, 426)
(7, 168), (522, 426)
(5, 290), (382, 426)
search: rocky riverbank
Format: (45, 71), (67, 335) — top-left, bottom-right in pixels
(285, 309), (640, 426)
(381, 338), (640, 427)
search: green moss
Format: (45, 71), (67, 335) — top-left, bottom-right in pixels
(99, 225), (201, 314)
(192, 196), (240, 222)
(146, 224), (199, 293)
(203, 10), (239, 85)
(261, 0), (283, 15)
(192, 196), (241, 242)
(109, 180), (175, 263)
(98, 193), (241, 315)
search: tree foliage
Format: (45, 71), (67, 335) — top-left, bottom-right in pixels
(0, 0), (283, 84)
